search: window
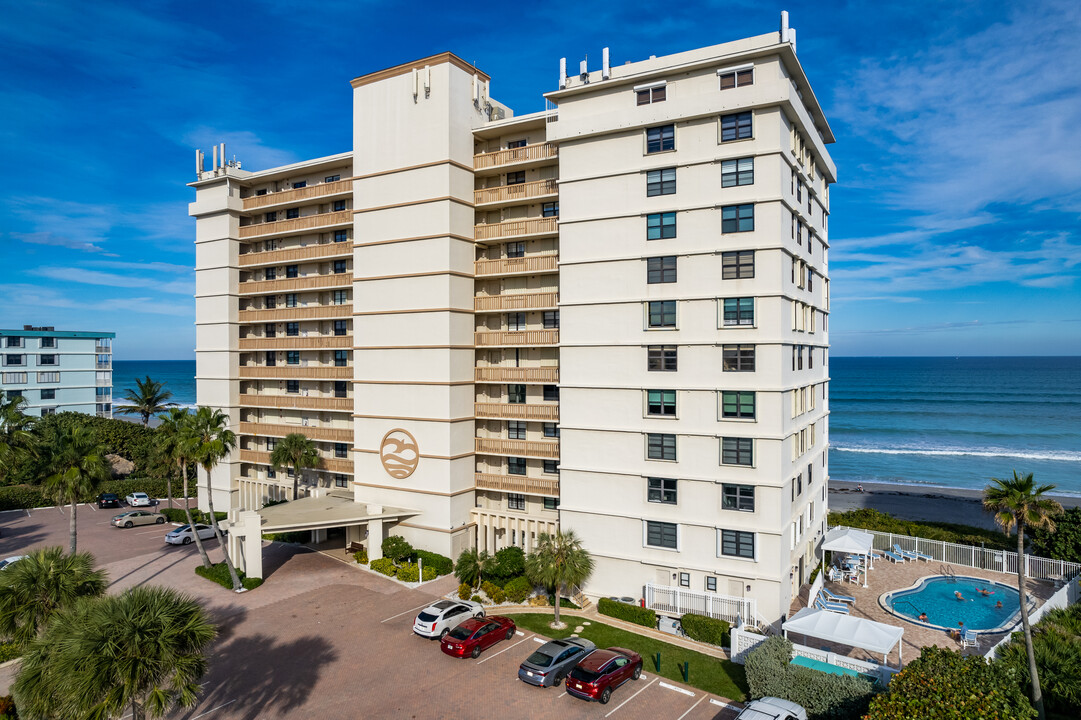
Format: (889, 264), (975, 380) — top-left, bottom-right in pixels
(325, 175), (340, 183)
(2, 372), (26, 384)
(647, 301), (676, 328)
(543, 311), (559, 329)
(721, 529), (755, 559)
(718, 67), (753, 89)
(335, 474), (348, 488)
(6, 390), (24, 400)
(645, 521), (678, 549)
(333, 260), (347, 274)
(506, 171), (526, 185)
(543, 497), (559, 510)
(333, 320), (347, 337)
(4, 355), (24, 366)
(646, 212), (676, 240)
(285, 293), (298, 308)
(508, 421), (526, 439)
(265, 351), (276, 367)
(723, 297), (754, 326)
(265, 294), (277, 309)
(507, 384), (526, 404)
(334, 230), (348, 243)
(265, 211), (277, 223)
(722, 391), (755, 419)
(39, 337), (55, 348)
(286, 380), (300, 393)
(285, 322), (299, 337)
(647, 433), (676, 460)
(334, 380), (347, 398)
(722, 437), (753, 466)
(38, 354), (57, 365)
(721, 111), (753, 142)
(722, 484), (755, 511)
(543, 385), (559, 402)
(4, 337), (22, 348)
(264, 323), (276, 338)
(286, 351), (300, 365)
(723, 345), (756, 372)
(508, 493), (526, 511)
(678, 572), (690, 588)
(721, 158), (754, 187)
(542, 202), (559, 218)
(37, 372), (58, 383)
(506, 312), (526, 331)
(646, 124), (675, 153)
(334, 350), (348, 367)
(647, 390), (676, 417)
(332, 443), (348, 459)
(40, 407), (56, 416)
(648, 477), (677, 504)
(256, 188), (268, 196)
(706, 577), (717, 592)
(505, 242), (525, 258)
(507, 139), (527, 149)
(647, 256), (677, 284)
(286, 208), (300, 220)
(333, 200), (346, 212)
(646, 168), (676, 196)
(647, 345), (677, 371)
(543, 423), (559, 438)
(543, 460), (559, 474)
(636, 85), (666, 105)
(266, 468), (276, 478)
(508, 457), (527, 475)
(722, 251), (754, 279)
(721, 204), (754, 233)
(286, 265), (299, 278)
(265, 267), (277, 281)
(333, 290), (348, 305)
(292, 181), (307, 189)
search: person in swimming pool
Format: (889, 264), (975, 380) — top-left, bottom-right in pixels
(977, 587), (994, 596)
(995, 600), (1003, 609)
(955, 591), (967, 601)
(918, 612), (928, 622)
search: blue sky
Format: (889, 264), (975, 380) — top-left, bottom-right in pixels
(2, 0), (1079, 359)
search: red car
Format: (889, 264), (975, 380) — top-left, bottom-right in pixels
(439, 615), (516, 659)
(566, 646), (643, 704)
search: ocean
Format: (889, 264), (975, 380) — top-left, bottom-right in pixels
(113, 360), (197, 409)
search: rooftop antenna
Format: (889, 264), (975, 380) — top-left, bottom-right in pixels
(559, 57), (567, 89)
(602, 47), (610, 80)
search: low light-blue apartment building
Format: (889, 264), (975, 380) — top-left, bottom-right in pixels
(0, 326), (115, 417)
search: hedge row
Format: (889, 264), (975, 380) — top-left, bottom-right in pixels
(680, 613), (730, 647)
(160, 508), (226, 525)
(827, 508), (1014, 551)
(598, 597), (656, 628)
(0, 477), (195, 512)
(414, 549), (453, 576)
(746, 636), (874, 720)
(194, 562), (263, 591)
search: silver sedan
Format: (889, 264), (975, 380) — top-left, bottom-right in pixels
(518, 637), (596, 687)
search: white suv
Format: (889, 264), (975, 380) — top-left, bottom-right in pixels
(413, 599), (484, 639)
(734, 697), (807, 720)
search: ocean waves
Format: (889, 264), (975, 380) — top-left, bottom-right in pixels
(832, 445), (1081, 463)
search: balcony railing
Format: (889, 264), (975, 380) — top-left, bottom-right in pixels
(95, 361), (111, 369)
(238, 336), (351, 351)
(239, 394), (352, 412)
(474, 366), (558, 384)
(474, 402), (558, 421)
(238, 209), (352, 239)
(474, 142), (558, 171)
(237, 273), (351, 295)
(239, 304), (352, 323)
(239, 365), (352, 380)
(239, 449), (354, 474)
(474, 253), (558, 277)
(474, 291), (558, 313)
(474, 329), (558, 347)
(238, 242), (352, 267)
(242, 178), (352, 211)
(238, 422), (353, 444)
(474, 178), (557, 206)
(475, 437), (559, 460)
(475, 472), (559, 497)
(474, 217), (558, 242)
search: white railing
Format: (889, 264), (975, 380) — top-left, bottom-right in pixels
(645, 583), (757, 627)
(984, 577), (1081, 660)
(731, 625), (900, 685)
(807, 570), (825, 608)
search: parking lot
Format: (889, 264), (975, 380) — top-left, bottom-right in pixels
(0, 503), (743, 719)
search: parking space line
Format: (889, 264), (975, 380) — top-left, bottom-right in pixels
(558, 691), (567, 698)
(515, 630), (524, 636)
(603, 676), (657, 718)
(191, 699), (237, 718)
(710, 698), (737, 709)
(136, 528), (168, 536)
(476, 634), (533, 664)
(380, 602), (431, 623)
(659, 681), (694, 697)
(676, 695), (707, 720)
(533, 637), (545, 643)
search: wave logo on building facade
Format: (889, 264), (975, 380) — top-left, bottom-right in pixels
(380, 429), (419, 479)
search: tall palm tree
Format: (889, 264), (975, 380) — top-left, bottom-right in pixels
(156, 409), (212, 569)
(524, 530), (594, 628)
(270, 432), (322, 500)
(453, 548), (495, 589)
(42, 424), (111, 555)
(984, 471), (1063, 720)
(116, 376), (177, 427)
(189, 406), (242, 591)
(0, 547), (107, 648)
(12, 585), (216, 720)
(0, 395), (37, 485)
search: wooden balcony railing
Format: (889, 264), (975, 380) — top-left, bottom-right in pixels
(474, 472), (559, 497)
(474, 291), (558, 313)
(476, 437), (559, 459)
(239, 449), (353, 474)
(239, 305), (352, 323)
(239, 394), (352, 412)
(473, 142), (557, 170)
(474, 402), (558, 421)
(238, 422), (353, 443)
(238, 210), (352, 239)
(238, 336), (351, 351)
(474, 253), (558, 277)
(239, 242), (352, 267)
(474, 366), (558, 384)
(238, 273), (351, 295)
(474, 329), (558, 347)
(474, 217), (558, 242)
(242, 178), (352, 211)
(474, 178), (557, 206)
(239, 365), (352, 380)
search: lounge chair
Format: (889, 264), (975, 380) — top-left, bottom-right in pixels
(814, 596), (850, 614)
(821, 587), (855, 604)
(883, 550), (906, 563)
(894, 544), (932, 561)
(962, 630), (978, 649)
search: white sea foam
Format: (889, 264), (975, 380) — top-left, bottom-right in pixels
(832, 445), (1081, 463)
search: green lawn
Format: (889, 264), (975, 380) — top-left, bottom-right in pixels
(505, 613), (748, 701)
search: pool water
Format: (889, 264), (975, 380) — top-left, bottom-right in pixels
(884, 576), (1020, 632)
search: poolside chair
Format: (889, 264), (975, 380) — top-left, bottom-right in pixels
(814, 596), (850, 615)
(882, 550), (906, 563)
(821, 586), (855, 604)
(827, 566), (843, 583)
(894, 544), (932, 562)
(962, 630), (978, 649)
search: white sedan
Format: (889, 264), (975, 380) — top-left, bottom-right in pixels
(165, 524), (217, 546)
(125, 492), (152, 507)
(413, 599), (484, 639)
(0, 556), (25, 571)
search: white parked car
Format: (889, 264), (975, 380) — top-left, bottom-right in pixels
(125, 492), (152, 507)
(165, 524), (216, 546)
(734, 697), (807, 720)
(413, 599), (485, 639)
(0, 556), (25, 571)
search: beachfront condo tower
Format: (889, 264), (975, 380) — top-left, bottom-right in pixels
(190, 13), (834, 625)
(0, 325), (115, 418)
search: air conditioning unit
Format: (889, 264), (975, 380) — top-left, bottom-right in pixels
(489, 105), (506, 121)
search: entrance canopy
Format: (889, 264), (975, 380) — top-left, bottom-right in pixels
(784, 607), (905, 666)
(822, 526), (874, 556)
(256, 490), (413, 533)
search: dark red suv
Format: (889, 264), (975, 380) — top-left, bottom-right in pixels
(439, 615), (516, 659)
(566, 646), (643, 704)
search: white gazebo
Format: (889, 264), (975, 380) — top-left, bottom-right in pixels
(821, 526), (875, 587)
(783, 607), (906, 667)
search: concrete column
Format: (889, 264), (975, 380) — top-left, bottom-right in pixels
(226, 510), (265, 579)
(368, 517), (384, 560)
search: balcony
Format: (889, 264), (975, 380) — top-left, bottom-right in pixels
(238, 209), (352, 240)
(239, 365), (352, 380)
(239, 394), (352, 412)
(476, 437), (559, 460)
(238, 422), (352, 444)
(96, 376), (110, 386)
(237, 273), (351, 295)
(94, 344), (111, 353)
(95, 361), (111, 370)
(242, 178), (352, 211)
(475, 472), (559, 497)
(238, 335), (351, 351)
(474, 402), (558, 421)
(474, 291), (557, 313)
(474, 217), (557, 243)
(474, 142), (558, 172)
(474, 252), (558, 277)
(239, 449), (354, 474)
(239, 304), (352, 323)
(474, 366), (558, 384)
(474, 179), (557, 207)
(474, 329), (558, 347)
(239, 242), (352, 267)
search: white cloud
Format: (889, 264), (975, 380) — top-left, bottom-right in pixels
(0, 284), (192, 317)
(29, 267), (193, 295)
(180, 127), (300, 173)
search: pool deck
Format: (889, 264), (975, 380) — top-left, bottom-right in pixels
(788, 560), (1057, 666)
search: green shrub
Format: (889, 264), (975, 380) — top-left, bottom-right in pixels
(159, 508), (188, 523)
(996, 603), (1081, 715)
(470, 594), (483, 603)
(413, 549), (453, 576)
(1031, 506), (1081, 563)
(381, 535), (414, 563)
(263, 531), (310, 544)
(547, 595), (581, 609)
(352, 548), (368, 565)
(458, 583), (472, 600)
(0, 642), (20, 663)
(370, 558), (396, 576)
(744, 635), (792, 700)
(504, 576), (533, 603)
(491, 588), (506, 604)
(0, 485), (49, 511)
(194, 562), (263, 591)
(490, 546), (525, 585)
(396, 563), (420, 582)
(421, 565), (436, 581)
(680, 613), (730, 647)
(828, 508), (1014, 551)
(481, 580), (501, 599)
(747, 637), (875, 720)
(598, 597), (655, 628)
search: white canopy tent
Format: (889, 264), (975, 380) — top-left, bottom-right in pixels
(783, 607), (906, 667)
(821, 526), (875, 588)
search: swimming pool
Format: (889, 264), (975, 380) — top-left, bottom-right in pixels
(880, 575), (1022, 633)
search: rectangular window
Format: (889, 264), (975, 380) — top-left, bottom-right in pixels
(721, 529), (755, 558)
(648, 477), (677, 504)
(506, 312), (526, 331)
(333, 260), (347, 274)
(647, 301), (676, 328)
(285, 294), (298, 308)
(722, 391), (756, 419)
(334, 381), (347, 398)
(646, 168), (676, 197)
(333, 200), (346, 212)
(543, 460), (559, 474)
(40, 408), (56, 416)
(508, 421), (526, 439)
(543, 497), (559, 510)
(286, 380), (300, 393)
(334, 443), (348, 459)
(723, 298), (754, 326)
(37, 372), (58, 383)
(542, 202), (559, 218)
(505, 242), (525, 258)
(6, 390), (24, 400)
(506, 139), (528, 149)
(647, 390), (676, 417)
(286, 351), (300, 365)
(265, 351), (276, 367)
(265, 295), (277, 309)
(2, 372), (26, 384)
(721, 111), (753, 142)
(647, 256), (677, 284)
(5, 337), (22, 348)
(718, 67), (754, 89)
(265, 267), (277, 280)
(265, 211), (277, 223)
(721, 158), (754, 187)
(646, 521), (678, 549)
(334, 230), (348, 243)
(334, 320), (347, 336)
(285, 322), (299, 337)
(722, 437), (754, 466)
(507, 493), (526, 511)
(636, 85), (666, 105)
(647, 345), (677, 372)
(678, 572), (690, 588)
(723, 345), (756, 372)
(543, 311), (559, 329)
(256, 188), (268, 196)
(721, 204), (754, 233)
(543, 423), (559, 438)
(4, 355), (24, 366)
(507, 384), (526, 404)
(722, 251), (754, 280)
(325, 175), (340, 183)
(265, 323), (276, 338)
(647, 433), (676, 460)
(706, 577), (717, 592)
(334, 350), (348, 367)
(266, 468), (276, 478)
(335, 474), (348, 488)
(38, 355), (57, 365)
(286, 265), (298, 278)
(646, 212), (676, 240)
(333, 290), (348, 305)
(508, 457), (527, 475)
(506, 171), (526, 185)
(286, 208), (299, 220)
(543, 385), (559, 402)
(722, 484), (755, 512)
(292, 181), (307, 189)
(39, 337), (55, 348)
(646, 124), (675, 153)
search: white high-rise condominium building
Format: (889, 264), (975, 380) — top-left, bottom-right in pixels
(190, 16), (834, 624)
(0, 326), (115, 418)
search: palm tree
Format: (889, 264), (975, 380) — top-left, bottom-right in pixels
(12, 585), (216, 720)
(189, 406), (243, 591)
(42, 424), (111, 555)
(0, 395), (37, 485)
(984, 471), (1063, 720)
(0, 547), (107, 648)
(156, 409), (212, 569)
(116, 376), (177, 427)
(270, 432), (322, 500)
(525, 530), (594, 628)
(454, 548), (496, 589)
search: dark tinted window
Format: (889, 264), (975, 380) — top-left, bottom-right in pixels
(526, 651), (554, 667)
